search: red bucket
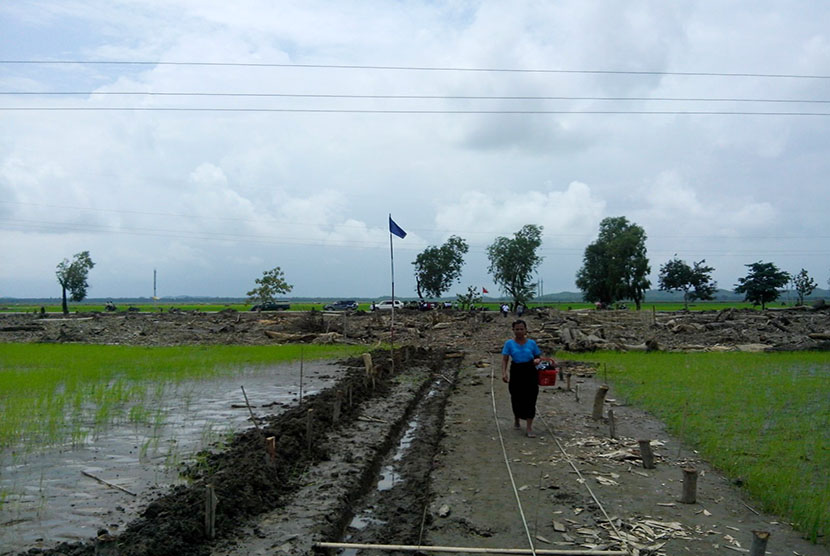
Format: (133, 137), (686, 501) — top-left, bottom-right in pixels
(536, 357), (557, 386)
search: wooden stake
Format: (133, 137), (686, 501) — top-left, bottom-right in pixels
(638, 439), (655, 469)
(608, 409), (616, 439)
(299, 346), (305, 404)
(680, 467), (698, 503)
(265, 436), (277, 466)
(362, 352), (375, 389)
(575, 383), (580, 403)
(333, 390), (343, 423)
(240, 385), (260, 431)
(592, 385), (609, 420)
(204, 484), (218, 539)
(565, 372), (572, 391)
(306, 408), (314, 453)
(749, 530), (770, 556)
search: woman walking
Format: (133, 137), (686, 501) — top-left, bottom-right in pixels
(501, 319), (542, 437)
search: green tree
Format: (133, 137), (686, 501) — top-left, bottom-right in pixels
(56, 251), (95, 315)
(486, 224), (543, 310)
(734, 261), (790, 310)
(791, 268), (817, 306)
(658, 257), (717, 309)
(412, 235), (469, 300)
(456, 285), (482, 310)
(246, 266), (293, 305)
(575, 217), (651, 309)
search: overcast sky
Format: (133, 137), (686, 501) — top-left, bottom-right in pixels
(2, 1), (829, 300)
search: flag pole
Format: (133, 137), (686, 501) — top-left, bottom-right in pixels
(388, 214), (396, 369)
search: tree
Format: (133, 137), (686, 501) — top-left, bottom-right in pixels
(658, 257), (717, 309)
(486, 225), (543, 310)
(246, 266), (293, 305)
(456, 285), (482, 310)
(412, 236), (469, 300)
(791, 268), (817, 306)
(575, 217), (651, 310)
(734, 261), (790, 310)
(56, 251), (95, 315)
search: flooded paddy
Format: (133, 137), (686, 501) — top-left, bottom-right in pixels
(0, 360), (343, 554)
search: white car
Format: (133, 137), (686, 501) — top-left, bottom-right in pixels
(374, 299), (404, 310)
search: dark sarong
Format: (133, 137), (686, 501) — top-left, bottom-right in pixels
(508, 361), (539, 419)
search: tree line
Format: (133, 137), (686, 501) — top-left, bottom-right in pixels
(53, 217), (823, 313)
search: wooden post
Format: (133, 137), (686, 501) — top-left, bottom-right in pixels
(333, 390), (343, 423)
(639, 440), (655, 469)
(566, 372), (572, 391)
(306, 408), (314, 453)
(575, 383), (580, 403)
(680, 467), (698, 503)
(749, 530), (770, 556)
(362, 352), (374, 389)
(608, 409), (616, 439)
(205, 484), (218, 539)
(265, 436), (277, 466)
(592, 385), (609, 420)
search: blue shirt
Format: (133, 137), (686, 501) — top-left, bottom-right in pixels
(502, 339), (541, 363)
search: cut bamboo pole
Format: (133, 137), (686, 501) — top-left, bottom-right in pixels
(608, 409), (616, 439)
(749, 530), (770, 556)
(680, 467), (698, 503)
(575, 383), (580, 403)
(565, 372), (572, 391)
(204, 484), (218, 539)
(314, 541), (626, 555)
(638, 439), (655, 469)
(592, 385), (609, 420)
(240, 385), (260, 431)
(264, 436), (277, 466)
(81, 470), (136, 497)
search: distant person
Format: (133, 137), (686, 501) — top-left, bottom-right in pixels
(516, 304), (525, 317)
(501, 319), (542, 438)
(500, 303), (509, 317)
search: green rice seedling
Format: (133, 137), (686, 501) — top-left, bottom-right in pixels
(561, 350), (830, 542)
(0, 343), (365, 451)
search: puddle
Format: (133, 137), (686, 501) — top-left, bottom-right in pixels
(0, 361), (343, 554)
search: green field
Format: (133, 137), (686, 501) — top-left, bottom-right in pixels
(0, 343), (367, 450)
(561, 350), (830, 542)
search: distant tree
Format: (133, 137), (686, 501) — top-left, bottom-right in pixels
(456, 285), (482, 310)
(575, 217), (651, 310)
(486, 225), (543, 310)
(246, 266), (293, 305)
(658, 257), (717, 309)
(734, 261), (790, 310)
(56, 251), (95, 315)
(412, 236), (469, 300)
(791, 268), (817, 306)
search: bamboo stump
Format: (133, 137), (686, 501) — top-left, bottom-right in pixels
(264, 436), (277, 467)
(565, 372), (571, 391)
(749, 530), (770, 556)
(680, 467), (698, 503)
(608, 409), (616, 439)
(592, 385), (609, 420)
(639, 439), (655, 469)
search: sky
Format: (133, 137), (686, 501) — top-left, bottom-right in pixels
(1, 1), (829, 300)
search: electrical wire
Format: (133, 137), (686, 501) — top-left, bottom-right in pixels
(3, 59), (829, 79)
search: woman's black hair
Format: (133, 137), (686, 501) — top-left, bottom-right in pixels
(512, 319), (527, 328)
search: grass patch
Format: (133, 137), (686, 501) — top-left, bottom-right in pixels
(0, 343), (367, 450)
(561, 350), (830, 542)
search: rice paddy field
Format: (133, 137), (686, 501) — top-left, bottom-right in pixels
(561, 350), (830, 542)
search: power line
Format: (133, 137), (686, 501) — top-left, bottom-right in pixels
(3, 107), (829, 116)
(2, 59), (829, 79)
(3, 91), (829, 104)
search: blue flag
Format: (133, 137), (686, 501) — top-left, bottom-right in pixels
(389, 216), (407, 239)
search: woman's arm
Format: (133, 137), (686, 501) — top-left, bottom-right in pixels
(501, 354), (510, 383)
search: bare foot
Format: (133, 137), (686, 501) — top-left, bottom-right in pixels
(526, 431), (536, 438)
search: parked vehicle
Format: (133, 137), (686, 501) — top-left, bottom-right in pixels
(374, 299), (404, 310)
(250, 301), (290, 311)
(323, 300), (359, 311)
